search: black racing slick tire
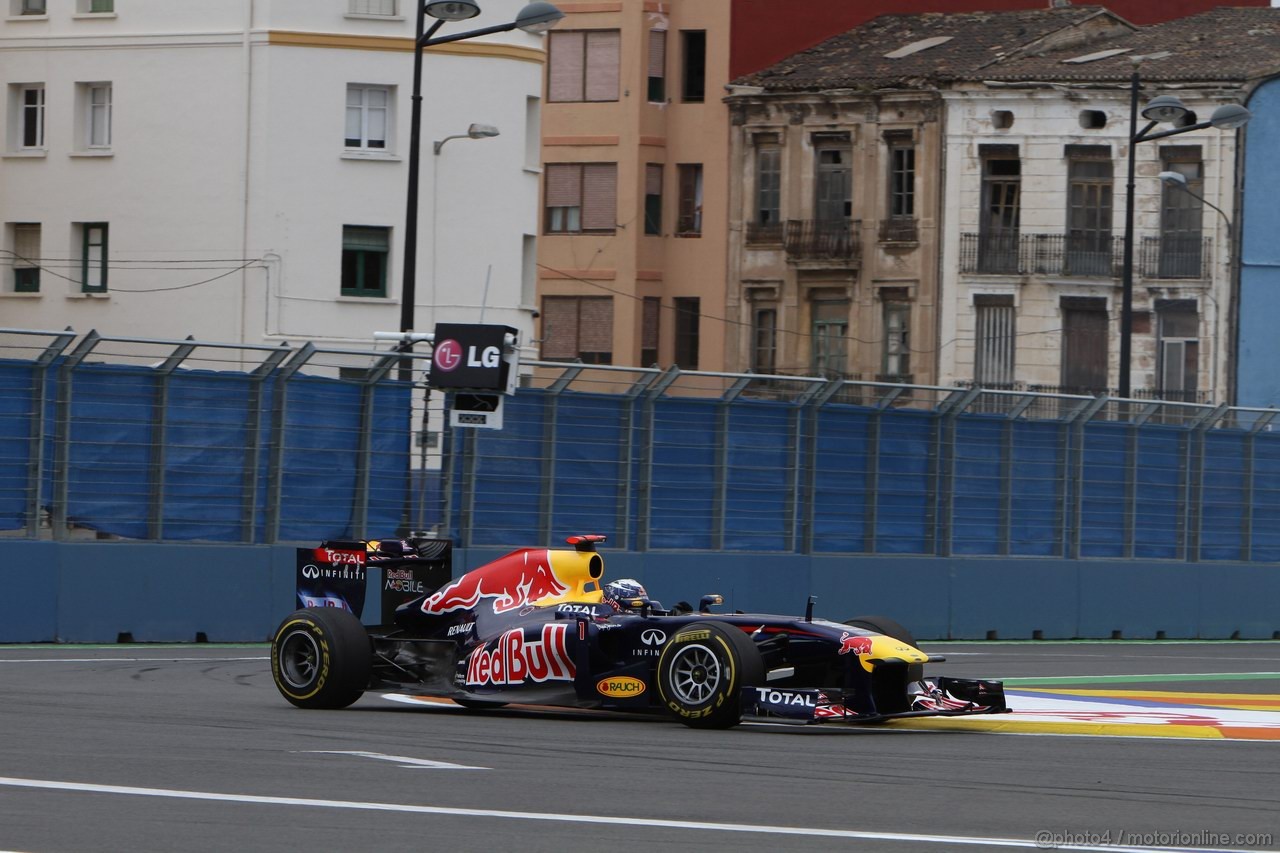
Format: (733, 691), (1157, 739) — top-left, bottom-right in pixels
(844, 615), (917, 648)
(271, 608), (371, 710)
(657, 621), (763, 729)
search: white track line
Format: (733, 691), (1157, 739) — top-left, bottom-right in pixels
(0, 657), (268, 663)
(0, 776), (1266, 852)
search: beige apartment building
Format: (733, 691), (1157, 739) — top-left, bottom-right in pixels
(536, 0), (730, 372)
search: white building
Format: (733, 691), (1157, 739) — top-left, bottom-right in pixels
(940, 80), (1242, 403)
(0, 0), (547, 355)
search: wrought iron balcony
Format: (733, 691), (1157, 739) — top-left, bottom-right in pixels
(878, 218), (919, 243)
(960, 233), (1124, 277)
(1139, 235), (1212, 279)
(783, 219), (862, 264)
(746, 221), (784, 245)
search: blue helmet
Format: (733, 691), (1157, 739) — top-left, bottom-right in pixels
(603, 578), (649, 611)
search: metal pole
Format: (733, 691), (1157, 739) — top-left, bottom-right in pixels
(1119, 71), (1139, 398)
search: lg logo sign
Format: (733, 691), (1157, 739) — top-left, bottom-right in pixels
(434, 339), (500, 373)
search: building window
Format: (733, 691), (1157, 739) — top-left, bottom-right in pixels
(979, 147), (1021, 273)
(11, 223), (40, 293)
(18, 86), (45, 149)
(680, 30), (706, 102)
(752, 307), (777, 374)
(541, 295), (613, 364)
(545, 163), (617, 234)
(1159, 146), (1204, 278)
(1065, 146), (1113, 276)
(753, 142), (781, 238)
(524, 96), (541, 169)
(887, 134), (915, 219)
(814, 137), (852, 221)
(881, 295), (910, 381)
(1061, 296), (1108, 393)
(641, 296), (660, 366)
(676, 164), (702, 237)
(341, 225), (389, 297)
(78, 83), (112, 149)
(647, 29), (666, 102)
(674, 297), (699, 369)
(811, 299), (848, 379)
(1157, 300), (1199, 399)
(345, 85), (390, 151)
(548, 30), (620, 103)
(644, 164), (663, 235)
(974, 294), (1015, 386)
(349, 0), (396, 14)
(19, 0), (46, 14)
(78, 0), (113, 12)
(80, 222), (108, 293)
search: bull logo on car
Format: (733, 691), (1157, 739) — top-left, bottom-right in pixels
(422, 550), (568, 616)
(838, 632), (874, 656)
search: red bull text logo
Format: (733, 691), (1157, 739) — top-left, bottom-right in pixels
(465, 623), (575, 687)
(838, 632), (874, 656)
(423, 550), (568, 615)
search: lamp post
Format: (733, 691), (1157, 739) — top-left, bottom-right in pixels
(399, 1), (563, 343)
(1117, 71), (1251, 398)
(1159, 169), (1237, 404)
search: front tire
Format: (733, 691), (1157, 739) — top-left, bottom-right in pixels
(271, 608), (371, 709)
(657, 622), (763, 729)
(844, 615), (917, 648)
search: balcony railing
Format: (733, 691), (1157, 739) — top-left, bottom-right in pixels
(878, 218), (918, 243)
(1139, 235), (1212, 280)
(746, 221), (784, 245)
(960, 233), (1124, 277)
(783, 219), (862, 264)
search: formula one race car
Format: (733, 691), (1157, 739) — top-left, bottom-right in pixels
(270, 536), (1008, 729)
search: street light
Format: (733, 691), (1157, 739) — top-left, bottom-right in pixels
(431, 123), (500, 316)
(1117, 72), (1251, 398)
(1159, 169), (1237, 404)
(399, 0), (564, 343)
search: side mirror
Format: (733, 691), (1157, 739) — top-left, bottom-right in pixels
(699, 594), (723, 613)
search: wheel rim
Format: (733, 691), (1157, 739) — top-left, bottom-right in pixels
(669, 643), (722, 705)
(278, 629), (321, 690)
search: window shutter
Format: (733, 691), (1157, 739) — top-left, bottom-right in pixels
(648, 29), (666, 78)
(343, 226), (389, 250)
(581, 163), (617, 230)
(541, 296), (580, 359)
(578, 297), (614, 354)
(645, 163), (663, 196)
(641, 297), (660, 350)
(584, 31), (620, 102)
(549, 31), (585, 102)
(545, 164), (582, 208)
(14, 225), (39, 264)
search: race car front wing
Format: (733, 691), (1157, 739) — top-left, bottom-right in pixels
(743, 676), (1009, 724)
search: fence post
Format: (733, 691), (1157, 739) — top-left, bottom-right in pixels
(933, 386), (982, 557)
(1124, 401), (1163, 558)
(264, 343), (314, 544)
(352, 352), (400, 540)
(147, 336), (197, 540)
(242, 345), (290, 543)
(1242, 412), (1276, 561)
(540, 364), (583, 545)
(636, 366), (680, 552)
(619, 370), (658, 551)
(1185, 404), (1229, 562)
(52, 331), (101, 541)
(713, 375), (752, 551)
(795, 379), (842, 554)
(1061, 395), (1108, 559)
(25, 330), (74, 538)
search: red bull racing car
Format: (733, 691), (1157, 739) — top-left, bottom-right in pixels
(270, 535), (1008, 729)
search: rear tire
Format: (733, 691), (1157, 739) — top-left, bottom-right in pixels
(657, 622), (763, 729)
(844, 615), (917, 648)
(271, 608), (371, 709)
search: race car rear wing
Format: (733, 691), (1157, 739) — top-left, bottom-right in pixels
(295, 537), (452, 623)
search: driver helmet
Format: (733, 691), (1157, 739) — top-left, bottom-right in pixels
(603, 578), (650, 612)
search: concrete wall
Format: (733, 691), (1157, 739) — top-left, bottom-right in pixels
(3, 541), (1275, 642)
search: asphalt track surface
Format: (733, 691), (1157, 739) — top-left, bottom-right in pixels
(1, 642), (1277, 853)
